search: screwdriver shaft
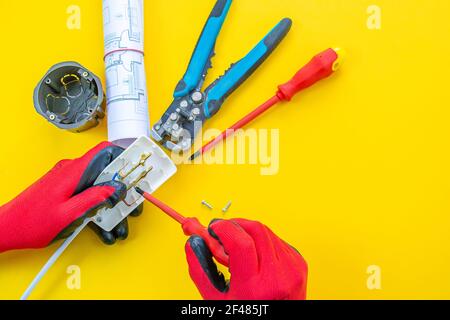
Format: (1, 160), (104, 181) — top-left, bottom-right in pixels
(135, 187), (186, 224)
(191, 95), (281, 160)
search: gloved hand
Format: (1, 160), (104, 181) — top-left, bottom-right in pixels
(0, 142), (141, 253)
(185, 219), (308, 300)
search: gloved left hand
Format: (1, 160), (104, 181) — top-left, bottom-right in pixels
(0, 142), (140, 253)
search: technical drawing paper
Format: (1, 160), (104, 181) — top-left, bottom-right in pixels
(103, 0), (150, 147)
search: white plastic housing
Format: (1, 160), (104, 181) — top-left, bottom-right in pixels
(92, 136), (177, 232)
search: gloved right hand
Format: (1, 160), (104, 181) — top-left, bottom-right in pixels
(185, 219), (308, 300)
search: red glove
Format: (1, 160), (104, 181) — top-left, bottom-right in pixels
(0, 142), (138, 253)
(185, 219), (308, 300)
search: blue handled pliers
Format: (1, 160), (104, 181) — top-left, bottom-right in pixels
(152, 0), (292, 152)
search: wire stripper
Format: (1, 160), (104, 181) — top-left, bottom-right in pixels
(152, 0), (292, 152)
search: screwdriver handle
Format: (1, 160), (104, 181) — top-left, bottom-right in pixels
(277, 48), (344, 101)
(182, 218), (229, 266)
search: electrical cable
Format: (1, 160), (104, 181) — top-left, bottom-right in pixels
(20, 218), (90, 300)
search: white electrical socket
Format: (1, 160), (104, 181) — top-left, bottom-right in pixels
(92, 136), (177, 232)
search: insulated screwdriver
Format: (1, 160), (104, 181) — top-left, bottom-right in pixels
(190, 48), (345, 160)
(135, 187), (229, 266)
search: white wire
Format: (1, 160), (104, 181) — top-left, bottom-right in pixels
(20, 218), (90, 300)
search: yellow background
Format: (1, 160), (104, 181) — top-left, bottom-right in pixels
(1, 0), (450, 300)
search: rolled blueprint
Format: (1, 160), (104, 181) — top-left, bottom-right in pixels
(103, 0), (150, 148)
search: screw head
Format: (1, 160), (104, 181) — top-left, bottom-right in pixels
(191, 92), (203, 103)
(180, 100), (189, 108)
(49, 114), (56, 121)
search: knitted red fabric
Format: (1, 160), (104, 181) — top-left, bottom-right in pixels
(185, 219), (308, 300)
(0, 142), (121, 252)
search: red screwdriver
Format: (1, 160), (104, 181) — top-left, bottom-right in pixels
(190, 48), (345, 160)
(135, 187), (229, 266)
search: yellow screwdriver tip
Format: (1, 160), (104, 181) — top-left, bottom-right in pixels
(332, 48), (346, 71)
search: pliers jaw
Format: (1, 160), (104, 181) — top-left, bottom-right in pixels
(151, 93), (208, 152)
(152, 0), (292, 153)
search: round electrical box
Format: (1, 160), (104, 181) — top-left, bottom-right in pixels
(33, 61), (105, 132)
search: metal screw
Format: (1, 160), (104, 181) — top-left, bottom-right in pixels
(170, 113), (178, 121)
(49, 114), (56, 121)
(222, 201), (232, 213)
(82, 71), (89, 78)
(96, 216), (103, 223)
(201, 200), (213, 210)
(192, 91), (203, 103)
(180, 100), (189, 108)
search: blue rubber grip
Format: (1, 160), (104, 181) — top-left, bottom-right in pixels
(174, 0), (232, 98)
(203, 18), (292, 118)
